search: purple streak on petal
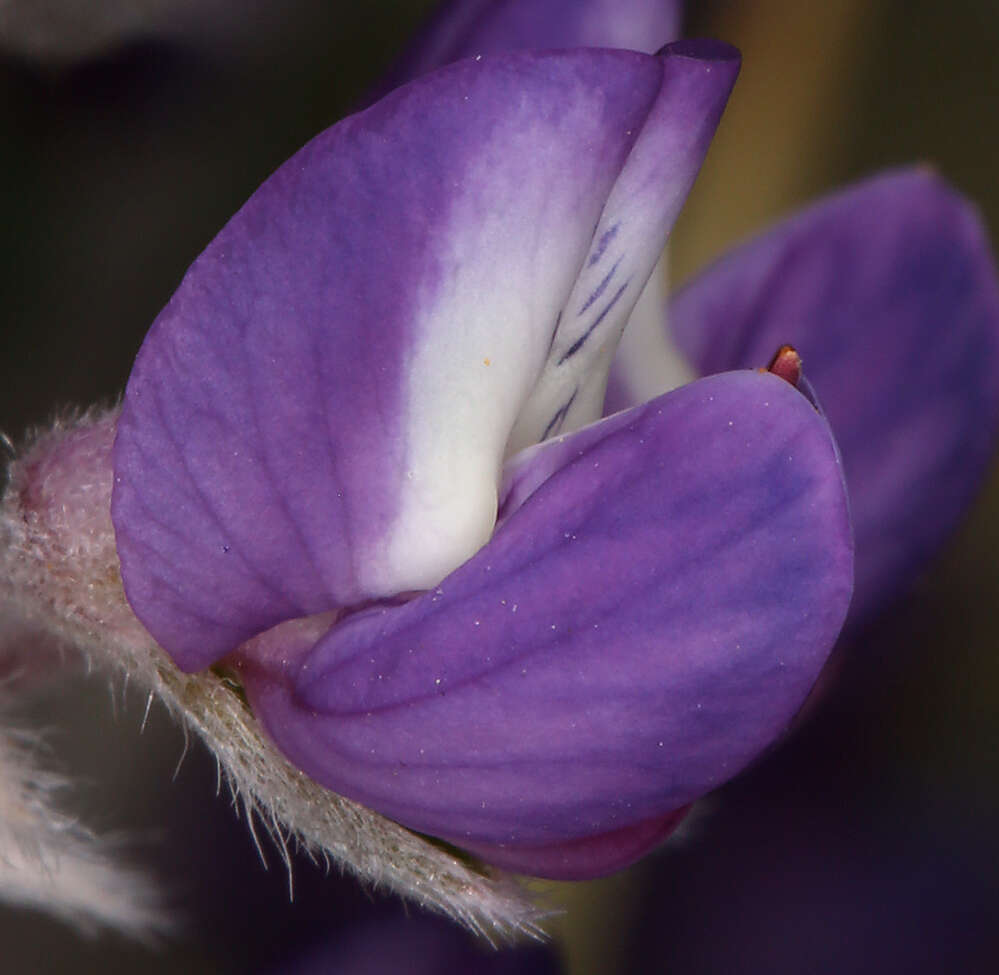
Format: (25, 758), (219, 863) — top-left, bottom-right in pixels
(508, 39), (740, 449)
(578, 257), (625, 316)
(112, 50), (672, 672)
(239, 371), (852, 861)
(589, 225), (620, 267)
(670, 168), (999, 626)
(384, 0), (684, 91)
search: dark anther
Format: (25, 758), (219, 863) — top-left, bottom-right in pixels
(765, 345), (802, 387)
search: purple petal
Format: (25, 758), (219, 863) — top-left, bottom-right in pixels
(236, 371), (852, 871)
(385, 0), (684, 89)
(669, 168), (999, 625)
(112, 45), (736, 673)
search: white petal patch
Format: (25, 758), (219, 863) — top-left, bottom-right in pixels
(377, 100), (623, 594)
(611, 255), (696, 406)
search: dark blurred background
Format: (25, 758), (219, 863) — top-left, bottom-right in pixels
(2, 1), (998, 972)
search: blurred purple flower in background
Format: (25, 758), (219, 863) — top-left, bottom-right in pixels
(380, 0), (682, 94)
(620, 167), (999, 630)
(623, 785), (999, 974)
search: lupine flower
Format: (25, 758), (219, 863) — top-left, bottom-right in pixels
(38, 29), (847, 909)
(109, 39), (851, 882)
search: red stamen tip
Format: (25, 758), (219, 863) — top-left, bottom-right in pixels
(765, 344), (802, 387)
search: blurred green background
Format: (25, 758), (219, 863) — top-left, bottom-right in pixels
(1, 1), (998, 971)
